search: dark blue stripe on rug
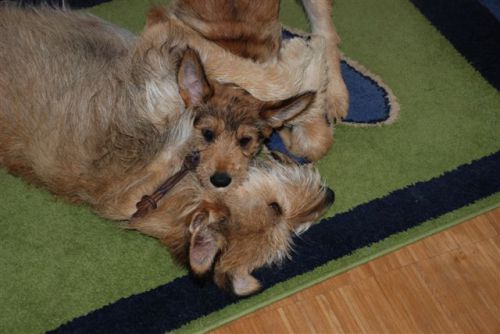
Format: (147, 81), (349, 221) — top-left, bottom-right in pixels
(477, 0), (500, 21)
(49, 151), (500, 334)
(410, 0), (500, 90)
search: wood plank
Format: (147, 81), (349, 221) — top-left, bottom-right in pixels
(279, 301), (319, 333)
(416, 243), (500, 332)
(336, 276), (413, 333)
(375, 264), (459, 332)
(448, 214), (497, 246)
(326, 288), (365, 333)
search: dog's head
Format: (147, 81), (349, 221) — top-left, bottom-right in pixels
(176, 49), (315, 190)
(127, 151), (333, 296)
(185, 152), (334, 295)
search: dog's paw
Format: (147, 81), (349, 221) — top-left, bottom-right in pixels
(277, 116), (333, 161)
(325, 77), (349, 122)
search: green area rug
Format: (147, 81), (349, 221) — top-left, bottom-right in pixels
(0, 0), (499, 333)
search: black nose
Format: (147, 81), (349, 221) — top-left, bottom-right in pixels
(324, 187), (335, 206)
(210, 172), (232, 188)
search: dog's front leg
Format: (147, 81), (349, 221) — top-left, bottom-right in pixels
(301, 0), (349, 122)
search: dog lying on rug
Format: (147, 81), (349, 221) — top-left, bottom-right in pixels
(0, 7), (334, 295)
(0, 6), (314, 196)
(147, 2), (347, 161)
(129, 151), (334, 296)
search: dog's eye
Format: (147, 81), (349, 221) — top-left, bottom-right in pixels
(239, 137), (252, 147)
(202, 129), (215, 142)
(268, 202), (282, 215)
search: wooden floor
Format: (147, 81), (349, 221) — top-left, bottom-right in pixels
(212, 207), (500, 334)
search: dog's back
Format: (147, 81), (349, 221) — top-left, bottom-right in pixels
(0, 7), (135, 194)
(0, 7), (133, 110)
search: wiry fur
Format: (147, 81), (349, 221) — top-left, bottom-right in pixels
(192, 84), (315, 189)
(0, 6), (314, 199)
(301, 0), (349, 123)
(165, 1), (349, 160)
(0, 6), (196, 219)
(130, 152), (334, 296)
(0, 6), (333, 295)
(140, 11), (317, 189)
(213, 153), (333, 295)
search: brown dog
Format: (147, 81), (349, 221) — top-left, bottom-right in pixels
(0, 6), (314, 201)
(0, 7), (332, 294)
(129, 151), (334, 295)
(169, 0), (349, 160)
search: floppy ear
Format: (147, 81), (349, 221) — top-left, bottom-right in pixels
(188, 212), (220, 275)
(188, 202), (229, 275)
(177, 48), (213, 107)
(260, 91), (315, 128)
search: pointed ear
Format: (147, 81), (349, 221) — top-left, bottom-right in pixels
(177, 48), (213, 107)
(231, 273), (262, 296)
(259, 91), (315, 128)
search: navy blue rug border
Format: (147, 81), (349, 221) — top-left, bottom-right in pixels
(409, 0), (500, 90)
(478, 0), (500, 20)
(49, 150), (500, 334)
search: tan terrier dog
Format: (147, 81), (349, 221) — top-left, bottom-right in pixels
(213, 151), (334, 295)
(0, 6), (314, 201)
(129, 151), (334, 295)
(167, 0), (349, 160)
(0, 7), (332, 294)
